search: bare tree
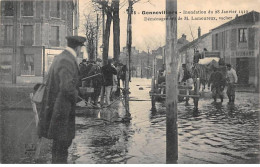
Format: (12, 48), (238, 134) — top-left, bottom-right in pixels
(84, 14), (102, 60)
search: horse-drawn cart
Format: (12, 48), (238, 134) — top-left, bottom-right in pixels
(149, 59), (201, 111)
(149, 51), (224, 111)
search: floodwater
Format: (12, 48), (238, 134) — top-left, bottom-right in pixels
(1, 78), (259, 164)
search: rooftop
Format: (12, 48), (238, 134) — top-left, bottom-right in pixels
(211, 11), (260, 31)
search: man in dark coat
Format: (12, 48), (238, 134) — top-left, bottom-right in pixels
(101, 58), (117, 105)
(208, 67), (226, 103)
(38, 36), (86, 163)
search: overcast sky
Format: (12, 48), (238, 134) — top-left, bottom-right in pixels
(78, 0), (260, 56)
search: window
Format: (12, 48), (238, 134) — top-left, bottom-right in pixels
(23, 1), (33, 16)
(215, 34), (218, 50)
(3, 1), (14, 16)
(239, 28), (247, 43)
(23, 25), (34, 46)
(21, 54), (34, 75)
(50, 0), (60, 18)
(4, 25), (13, 46)
(50, 26), (60, 47)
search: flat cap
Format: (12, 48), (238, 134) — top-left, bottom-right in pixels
(66, 36), (86, 48)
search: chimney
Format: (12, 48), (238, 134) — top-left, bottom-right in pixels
(198, 27), (201, 38)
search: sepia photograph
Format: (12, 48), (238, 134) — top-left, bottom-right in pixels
(0, 0), (259, 164)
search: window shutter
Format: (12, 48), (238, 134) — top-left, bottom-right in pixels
(230, 29), (237, 51)
(42, 23), (48, 46)
(60, 25), (66, 47)
(248, 28), (255, 50)
(17, 24), (21, 46)
(35, 23), (41, 46)
(33, 1), (36, 17)
(212, 34), (215, 50)
(217, 32), (222, 50)
(0, 25), (4, 46)
(48, 25), (52, 47)
(45, 1), (50, 18)
(21, 2), (24, 16)
(36, 1), (40, 18)
(21, 25), (24, 45)
(61, 1), (66, 20)
(1, 2), (5, 16)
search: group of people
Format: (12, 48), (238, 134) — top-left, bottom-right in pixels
(36, 35), (126, 164)
(78, 52), (126, 107)
(36, 35), (238, 163)
(208, 63), (238, 104)
(180, 49), (238, 104)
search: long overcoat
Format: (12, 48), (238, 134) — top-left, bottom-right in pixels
(38, 49), (79, 141)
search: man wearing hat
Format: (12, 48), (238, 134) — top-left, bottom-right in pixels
(38, 36), (86, 163)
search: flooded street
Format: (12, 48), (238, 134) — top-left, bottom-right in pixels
(1, 78), (259, 163)
(69, 78), (260, 164)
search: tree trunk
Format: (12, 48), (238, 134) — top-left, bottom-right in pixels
(113, 0), (120, 62)
(103, 11), (112, 65)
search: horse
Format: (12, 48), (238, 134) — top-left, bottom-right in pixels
(191, 63), (209, 91)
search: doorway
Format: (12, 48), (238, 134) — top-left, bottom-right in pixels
(236, 58), (249, 85)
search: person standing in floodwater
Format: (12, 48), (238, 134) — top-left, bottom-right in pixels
(208, 67), (225, 103)
(226, 63), (238, 103)
(38, 36), (86, 164)
(101, 58), (117, 105)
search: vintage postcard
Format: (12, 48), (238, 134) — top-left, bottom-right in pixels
(0, 0), (259, 164)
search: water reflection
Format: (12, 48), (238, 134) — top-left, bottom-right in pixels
(1, 78), (259, 164)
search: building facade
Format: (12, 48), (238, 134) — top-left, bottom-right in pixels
(177, 29), (212, 73)
(0, 0), (77, 84)
(211, 11), (260, 87)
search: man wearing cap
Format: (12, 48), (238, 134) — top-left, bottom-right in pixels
(38, 36), (86, 163)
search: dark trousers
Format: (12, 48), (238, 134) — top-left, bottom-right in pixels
(52, 139), (72, 164)
(92, 86), (101, 104)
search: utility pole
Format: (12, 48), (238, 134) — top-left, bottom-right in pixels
(73, 0), (79, 35)
(124, 0), (133, 120)
(100, 1), (105, 106)
(166, 0), (178, 163)
(102, 2), (105, 65)
(96, 13), (99, 61)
